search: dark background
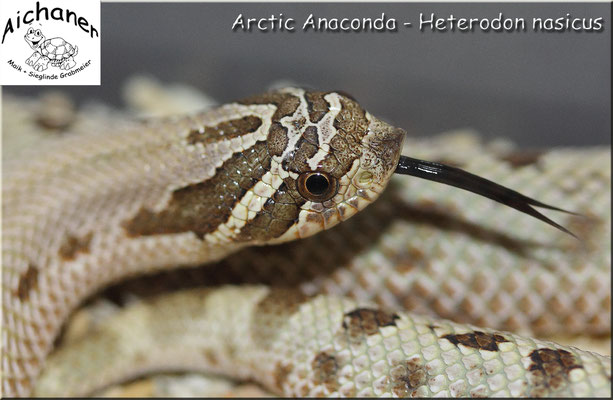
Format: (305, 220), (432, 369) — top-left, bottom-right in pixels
(4, 2), (611, 147)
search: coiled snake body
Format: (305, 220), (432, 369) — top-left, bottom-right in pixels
(1, 87), (611, 397)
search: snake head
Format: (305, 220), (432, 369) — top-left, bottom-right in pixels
(249, 87), (574, 243)
(245, 88), (405, 244)
(124, 87), (573, 246)
(122, 88), (404, 245)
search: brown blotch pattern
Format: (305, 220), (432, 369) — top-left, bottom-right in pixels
(256, 288), (309, 316)
(239, 91), (301, 122)
(16, 264), (39, 301)
(266, 123), (289, 157)
(124, 90), (373, 243)
(236, 182), (306, 242)
(282, 126), (320, 174)
(236, 120), (323, 241)
(283, 126), (319, 174)
(239, 92), (301, 157)
(122, 141), (271, 239)
(391, 246), (429, 274)
(240, 91), (371, 241)
(305, 91), (331, 123)
(273, 361), (294, 392)
(327, 96), (369, 180)
(186, 116), (262, 145)
(311, 351), (340, 393)
(342, 308), (399, 339)
(252, 289), (309, 349)
(301, 125), (320, 147)
(526, 348), (583, 397)
(442, 331), (509, 352)
(202, 349), (218, 366)
(238, 90), (328, 242)
(390, 358), (428, 397)
(58, 232), (93, 260)
(500, 150), (545, 169)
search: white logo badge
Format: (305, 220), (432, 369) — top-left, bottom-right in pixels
(0, 0), (100, 85)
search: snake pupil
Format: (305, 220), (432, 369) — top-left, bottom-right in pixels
(305, 174), (329, 195)
(297, 171), (338, 202)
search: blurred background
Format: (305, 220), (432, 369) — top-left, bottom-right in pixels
(3, 2), (611, 147)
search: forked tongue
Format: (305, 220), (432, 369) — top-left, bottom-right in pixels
(394, 155), (578, 238)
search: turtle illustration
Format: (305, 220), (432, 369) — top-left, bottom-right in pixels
(24, 28), (78, 72)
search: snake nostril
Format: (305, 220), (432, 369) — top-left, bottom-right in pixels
(356, 171), (373, 188)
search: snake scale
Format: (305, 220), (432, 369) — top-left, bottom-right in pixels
(1, 85), (610, 397)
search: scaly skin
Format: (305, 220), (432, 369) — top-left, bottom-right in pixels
(35, 286), (611, 397)
(2, 89), (610, 397)
(2, 87), (404, 396)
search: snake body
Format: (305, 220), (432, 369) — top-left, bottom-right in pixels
(1, 87), (611, 397)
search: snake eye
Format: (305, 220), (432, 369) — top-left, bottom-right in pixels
(297, 172), (338, 202)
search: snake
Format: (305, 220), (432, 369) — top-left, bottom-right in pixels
(1, 86), (610, 397)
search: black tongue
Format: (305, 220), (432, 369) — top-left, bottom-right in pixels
(394, 155), (578, 238)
